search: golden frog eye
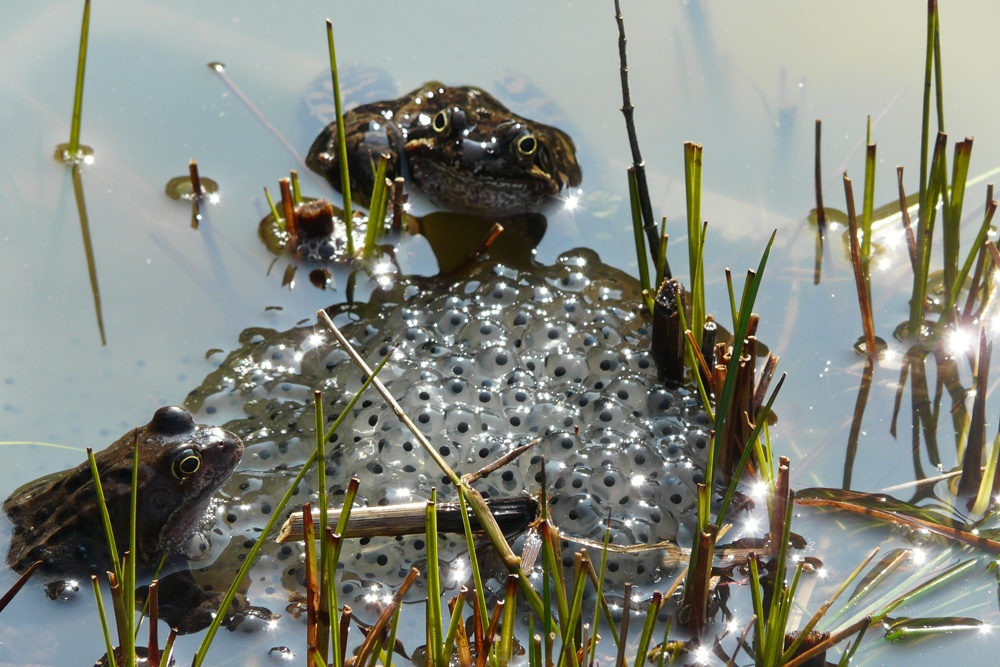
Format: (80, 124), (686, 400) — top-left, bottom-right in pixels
(172, 449), (201, 478)
(515, 132), (538, 157)
(432, 108), (451, 134)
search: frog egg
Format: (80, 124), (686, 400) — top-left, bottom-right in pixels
(191, 249), (712, 598)
(267, 647), (296, 663)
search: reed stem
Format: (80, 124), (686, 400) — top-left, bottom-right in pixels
(325, 20), (354, 255)
(68, 0), (91, 157)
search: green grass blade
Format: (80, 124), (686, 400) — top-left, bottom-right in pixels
(870, 558), (979, 625)
(943, 199), (994, 319)
(633, 593), (661, 665)
(628, 167), (652, 309)
(364, 157), (390, 258)
(91, 575), (118, 667)
(87, 449), (121, 582)
(425, 493), (444, 667)
(125, 432), (139, 666)
(291, 170), (303, 205)
(862, 132), (876, 298)
(456, 486), (491, 648)
(709, 231), (776, 485)
(443, 592), (467, 661)
(67, 0), (91, 156)
(325, 20), (354, 256)
(714, 373), (785, 523)
(556, 559), (590, 667)
(918, 2), (936, 221)
(672, 291), (715, 424)
(264, 187), (284, 232)
(314, 389), (330, 662)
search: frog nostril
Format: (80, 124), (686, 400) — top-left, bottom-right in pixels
(150, 406), (195, 436)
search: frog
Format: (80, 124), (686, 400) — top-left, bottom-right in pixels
(3, 406), (244, 576)
(305, 81), (582, 215)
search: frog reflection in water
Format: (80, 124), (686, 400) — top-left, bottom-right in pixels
(306, 82), (582, 215)
(4, 406), (243, 575)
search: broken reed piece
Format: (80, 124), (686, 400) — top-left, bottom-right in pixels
(188, 160), (203, 198)
(277, 495), (539, 542)
(843, 172), (878, 360)
(699, 319), (717, 370)
(279, 177), (297, 238)
(391, 176), (406, 231)
(684, 522), (718, 637)
(716, 336), (758, 482)
(296, 199), (336, 240)
(652, 278), (685, 382)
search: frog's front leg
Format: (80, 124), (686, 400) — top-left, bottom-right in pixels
(306, 101), (404, 208)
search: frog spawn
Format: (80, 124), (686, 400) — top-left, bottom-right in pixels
(188, 249), (711, 620)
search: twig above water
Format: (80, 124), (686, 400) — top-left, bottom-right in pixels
(614, 0), (669, 280)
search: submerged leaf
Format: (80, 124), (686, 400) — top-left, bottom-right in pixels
(848, 549), (911, 604)
(882, 615), (984, 642)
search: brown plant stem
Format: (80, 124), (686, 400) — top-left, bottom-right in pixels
(896, 167), (918, 271)
(652, 278), (685, 382)
(814, 120), (825, 229)
(844, 173), (878, 360)
(279, 177), (297, 238)
(796, 495), (1000, 552)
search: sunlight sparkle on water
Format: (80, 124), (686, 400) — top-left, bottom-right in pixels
(207, 192), (220, 205)
(750, 481), (768, 500)
(450, 558), (469, 584)
(563, 193), (581, 212)
(946, 327), (976, 356)
(726, 618), (741, 634)
(630, 474), (645, 487)
(877, 257), (891, 271)
(911, 548), (927, 565)
(693, 645), (712, 665)
(990, 313), (1000, 335)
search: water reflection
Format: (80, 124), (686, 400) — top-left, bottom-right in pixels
(68, 163), (105, 346)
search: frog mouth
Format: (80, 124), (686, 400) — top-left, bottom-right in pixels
(406, 146), (559, 215)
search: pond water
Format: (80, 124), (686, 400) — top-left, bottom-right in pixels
(2, 0), (1000, 664)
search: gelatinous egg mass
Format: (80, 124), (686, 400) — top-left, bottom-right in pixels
(188, 249), (710, 605)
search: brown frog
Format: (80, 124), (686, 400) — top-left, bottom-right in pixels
(306, 81), (582, 215)
(3, 406), (243, 575)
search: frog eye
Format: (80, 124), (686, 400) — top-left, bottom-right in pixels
(172, 449), (202, 479)
(432, 108), (451, 134)
(515, 132), (538, 157)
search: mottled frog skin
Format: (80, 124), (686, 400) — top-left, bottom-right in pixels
(3, 406), (243, 575)
(306, 82), (582, 215)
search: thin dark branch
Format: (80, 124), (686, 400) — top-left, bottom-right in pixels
(814, 120), (825, 229)
(615, 0), (670, 279)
